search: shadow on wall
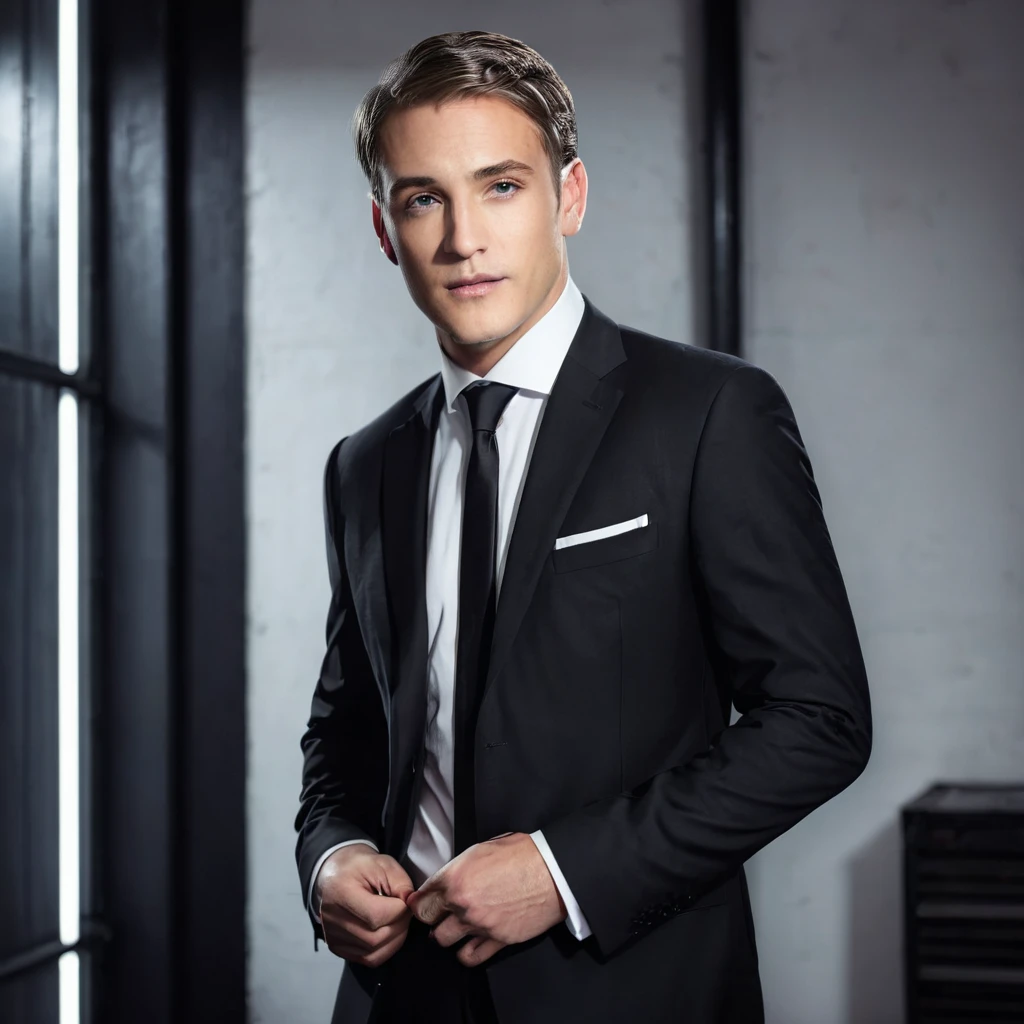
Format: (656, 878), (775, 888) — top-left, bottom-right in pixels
(846, 818), (904, 1024)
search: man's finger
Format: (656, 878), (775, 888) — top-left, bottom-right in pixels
(328, 926), (410, 967)
(341, 891), (411, 930)
(323, 900), (409, 946)
(429, 912), (472, 948)
(457, 936), (506, 967)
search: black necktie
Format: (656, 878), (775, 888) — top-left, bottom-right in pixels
(453, 381), (519, 855)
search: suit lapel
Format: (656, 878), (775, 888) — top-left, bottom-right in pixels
(483, 297), (627, 703)
(381, 375), (445, 776)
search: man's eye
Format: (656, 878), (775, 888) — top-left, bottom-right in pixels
(406, 181), (520, 211)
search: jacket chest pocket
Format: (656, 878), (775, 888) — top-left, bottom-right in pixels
(552, 519), (659, 573)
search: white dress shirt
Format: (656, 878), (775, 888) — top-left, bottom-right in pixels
(311, 274), (593, 942)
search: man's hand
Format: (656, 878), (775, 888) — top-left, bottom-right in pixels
(317, 843), (416, 968)
(405, 832), (568, 967)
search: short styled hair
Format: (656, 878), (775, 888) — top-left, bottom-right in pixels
(352, 30), (578, 205)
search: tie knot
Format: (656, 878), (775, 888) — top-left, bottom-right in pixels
(462, 382), (518, 433)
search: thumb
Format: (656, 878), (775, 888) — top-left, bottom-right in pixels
(407, 885), (448, 923)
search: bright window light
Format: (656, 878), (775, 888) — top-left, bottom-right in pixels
(58, 952), (80, 1023)
(58, 391), (80, 948)
(58, 389), (80, 1023)
(58, 0), (79, 376)
(58, 0), (81, 1018)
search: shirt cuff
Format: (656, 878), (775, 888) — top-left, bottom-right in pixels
(308, 839), (380, 923)
(529, 829), (593, 941)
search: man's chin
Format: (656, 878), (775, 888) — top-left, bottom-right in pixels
(438, 316), (516, 350)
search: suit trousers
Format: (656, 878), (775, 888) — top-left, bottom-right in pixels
(372, 917), (499, 1024)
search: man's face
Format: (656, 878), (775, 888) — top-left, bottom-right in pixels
(372, 94), (586, 368)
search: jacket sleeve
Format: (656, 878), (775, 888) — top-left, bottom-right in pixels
(540, 363), (872, 959)
(294, 437), (389, 944)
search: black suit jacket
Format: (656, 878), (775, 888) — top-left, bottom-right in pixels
(295, 295), (872, 1024)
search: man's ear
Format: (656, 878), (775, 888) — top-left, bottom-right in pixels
(559, 159), (588, 239)
(371, 198), (399, 265)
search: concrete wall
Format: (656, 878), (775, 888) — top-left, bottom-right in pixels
(246, 1), (1024, 1021)
(744, 2), (1024, 1022)
(246, 3), (693, 1021)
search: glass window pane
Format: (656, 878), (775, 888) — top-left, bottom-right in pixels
(0, 375), (60, 1021)
(0, 0), (58, 362)
(1, 966), (60, 1023)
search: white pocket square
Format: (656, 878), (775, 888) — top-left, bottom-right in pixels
(554, 513), (650, 550)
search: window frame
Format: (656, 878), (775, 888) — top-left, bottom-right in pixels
(0, 0), (246, 1020)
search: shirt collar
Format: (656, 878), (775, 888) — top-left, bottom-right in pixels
(438, 274), (585, 413)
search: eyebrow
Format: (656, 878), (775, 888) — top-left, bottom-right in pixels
(388, 159), (536, 201)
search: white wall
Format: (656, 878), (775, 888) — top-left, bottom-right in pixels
(744, 2), (1024, 1022)
(246, 1), (1024, 1022)
(246, 3), (694, 1021)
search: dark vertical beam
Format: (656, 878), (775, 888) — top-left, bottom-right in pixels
(703, 0), (743, 357)
(176, 0), (246, 1020)
(91, 0), (246, 1020)
(92, 0), (177, 1017)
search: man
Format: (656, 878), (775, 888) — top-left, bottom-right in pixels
(295, 29), (871, 1024)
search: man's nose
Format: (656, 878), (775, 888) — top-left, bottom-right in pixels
(444, 200), (487, 257)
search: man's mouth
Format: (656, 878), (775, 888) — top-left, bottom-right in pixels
(447, 276), (505, 298)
